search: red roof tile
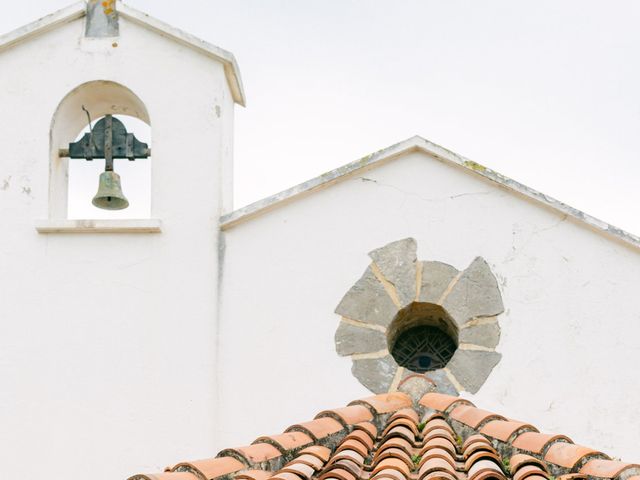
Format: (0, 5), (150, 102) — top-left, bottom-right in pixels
(512, 432), (573, 455)
(285, 418), (344, 441)
(579, 459), (640, 478)
(253, 432), (314, 453)
(544, 442), (606, 469)
(171, 458), (245, 480)
(128, 392), (638, 480)
(480, 420), (538, 442)
(315, 405), (373, 425)
(450, 404), (505, 429)
(349, 393), (412, 414)
(419, 392), (472, 412)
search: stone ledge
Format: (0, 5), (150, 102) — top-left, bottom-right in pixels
(35, 218), (162, 233)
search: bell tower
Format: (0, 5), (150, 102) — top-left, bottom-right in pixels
(0, 2), (244, 480)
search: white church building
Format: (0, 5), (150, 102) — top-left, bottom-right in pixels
(1, 3), (639, 480)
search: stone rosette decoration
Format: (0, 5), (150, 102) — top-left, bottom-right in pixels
(334, 238), (504, 396)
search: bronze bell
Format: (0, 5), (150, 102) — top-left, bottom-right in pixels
(92, 170), (129, 210)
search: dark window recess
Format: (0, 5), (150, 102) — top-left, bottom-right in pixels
(391, 325), (456, 373)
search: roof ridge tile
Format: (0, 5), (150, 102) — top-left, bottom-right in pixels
(127, 394), (637, 480)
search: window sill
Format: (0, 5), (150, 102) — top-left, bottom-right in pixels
(35, 219), (162, 233)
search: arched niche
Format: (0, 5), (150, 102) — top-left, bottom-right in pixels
(49, 80), (150, 219)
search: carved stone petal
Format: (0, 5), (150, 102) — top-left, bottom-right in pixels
(334, 322), (388, 356)
(419, 261), (459, 303)
(442, 257), (504, 327)
(335, 266), (398, 327)
(351, 355), (399, 394)
(446, 349), (501, 394)
(459, 322), (501, 349)
(368, 238), (417, 307)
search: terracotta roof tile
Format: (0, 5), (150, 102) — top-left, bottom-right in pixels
(279, 462), (316, 479)
(578, 459), (640, 478)
(512, 464), (549, 480)
(128, 393), (637, 480)
(128, 474), (200, 480)
(450, 405), (505, 429)
(218, 443), (282, 466)
(419, 392), (473, 412)
(234, 470), (273, 480)
(353, 421), (377, 440)
(287, 454), (324, 471)
(556, 475), (588, 480)
(344, 430), (374, 450)
(171, 458), (246, 480)
(298, 445), (331, 463)
(512, 432), (573, 455)
(285, 418), (344, 441)
(390, 408), (420, 423)
(253, 432), (314, 453)
(315, 405), (373, 425)
(510, 454), (549, 475)
(544, 443), (606, 469)
(349, 393), (412, 414)
(480, 420), (538, 442)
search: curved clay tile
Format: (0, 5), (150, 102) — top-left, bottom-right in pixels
(171, 457), (245, 480)
(419, 448), (457, 469)
(419, 437), (457, 457)
(217, 444), (281, 466)
(315, 405), (373, 426)
(279, 462), (316, 480)
(344, 430), (374, 450)
(390, 407), (420, 424)
(253, 432), (314, 453)
(298, 446), (332, 463)
(462, 434), (492, 452)
(353, 421), (377, 440)
(579, 459), (640, 479)
(418, 457), (457, 479)
(419, 392), (474, 413)
(511, 433), (573, 455)
(349, 392), (412, 414)
(480, 420), (538, 442)
(235, 470), (275, 480)
(286, 454), (324, 471)
(450, 405), (505, 430)
(509, 454), (549, 475)
(422, 419), (454, 435)
(467, 459), (506, 480)
(285, 418), (344, 441)
(513, 465), (549, 480)
(544, 443), (607, 470)
(382, 418), (419, 437)
(128, 474), (200, 480)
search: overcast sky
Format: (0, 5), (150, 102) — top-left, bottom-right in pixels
(2, 1), (639, 234)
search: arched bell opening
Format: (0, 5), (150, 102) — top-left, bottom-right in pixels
(49, 80), (152, 219)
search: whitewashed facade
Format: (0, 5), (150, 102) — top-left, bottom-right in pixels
(0, 3), (638, 480)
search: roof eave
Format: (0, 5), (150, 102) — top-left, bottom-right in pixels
(0, 1), (86, 54)
(0, 1), (246, 107)
(220, 135), (640, 252)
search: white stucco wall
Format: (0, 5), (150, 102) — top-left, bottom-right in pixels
(0, 13), (235, 480)
(219, 150), (640, 461)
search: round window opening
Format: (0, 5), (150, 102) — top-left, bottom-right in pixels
(388, 302), (459, 374)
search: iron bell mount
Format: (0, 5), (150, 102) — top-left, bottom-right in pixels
(59, 108), (150, 210)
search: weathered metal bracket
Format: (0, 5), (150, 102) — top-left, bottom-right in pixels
(59, 115), (150, 170)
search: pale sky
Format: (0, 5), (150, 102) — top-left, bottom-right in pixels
(2, 1), (639, 234)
